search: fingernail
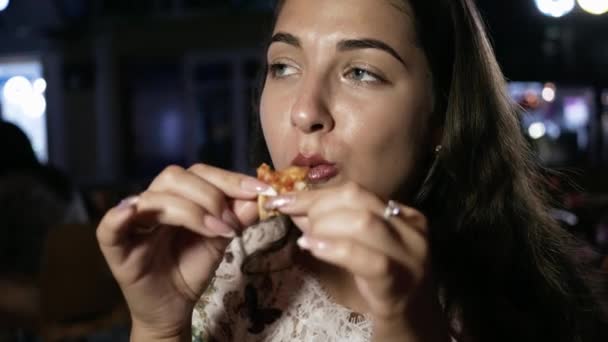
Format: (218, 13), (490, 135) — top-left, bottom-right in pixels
(297, 236), (311, 249)
(297, 236), (331, 252)
(116, 196), (139, 210)
(314, 239), (331, 251)
(264, 195), (295, 210)
(204, 215), (235, 238)
(241, 178), (276, 195)
(222, 209), (241, 230)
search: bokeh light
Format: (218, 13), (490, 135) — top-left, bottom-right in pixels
(2, 76), (33, 105)
(0, 0), (9, 12)
(529, 122), (547, 139)
(535, 0), (576, 17)
(542, 83), (557, 102)
(33, 78), (47, 93)
(577, 0), (608, 15)
(21, 93), (47, 118)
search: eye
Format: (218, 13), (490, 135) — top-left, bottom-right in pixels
(345, 67), (383, 84)
(268, 63), (299, 79)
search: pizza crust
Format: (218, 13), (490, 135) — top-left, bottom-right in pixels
(256, 163), (309, 220)
(257, 195), (276, 221)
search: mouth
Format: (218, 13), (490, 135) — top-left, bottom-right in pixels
(291, 153), (339, 184)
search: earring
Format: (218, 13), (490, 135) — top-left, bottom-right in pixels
(434, 145), (443, 154)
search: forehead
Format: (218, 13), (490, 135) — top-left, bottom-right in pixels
(274, 0), (416, 48)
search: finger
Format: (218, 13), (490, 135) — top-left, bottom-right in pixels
(149, 167), (242, 229)
(297, 235), (418, 284)
(149, 166), (228, 218)
(148, 164), (272, 228)
(135, 191), (237, 238)
(309, 197), (429, 261)
(385, 203), (430, 262)
(306, 209), (410, 264)
(97, 196), (140, 248)
(232, 199), (259, 228)
(297, 236), (418, 314)
(97, 196), (144, 267)
(262, 189), (327, 217)
(386, 202), (429, 237)
(110, 226), (166, 282)
(187, 163), (274, 199)
(267, 182), (384, 217)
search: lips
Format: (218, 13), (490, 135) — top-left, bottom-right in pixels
(307, 164), (339, 183)
(291, 153), (339, 184)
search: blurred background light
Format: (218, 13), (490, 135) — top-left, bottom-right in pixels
(0, 0), (9, 12)
(542, 82), (557, 102)
(0, 59), (47, 163)
(33, 78), (47, 93)
(535, 0), (576, 17)
(21, 93), (47, 118)
(577, 0), (608, 14)
(545, 121), (562, 139)
(529, 122), (547, 139)
(564, 97), (590, 129)
(2, 76), (33, 105)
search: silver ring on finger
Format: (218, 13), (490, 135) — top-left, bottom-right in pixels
(382, 200), (401, 221)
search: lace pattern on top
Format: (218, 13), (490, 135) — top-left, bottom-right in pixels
(191, 219), (373, 342)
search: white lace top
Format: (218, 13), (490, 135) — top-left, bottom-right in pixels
(191, 218), (373, 342)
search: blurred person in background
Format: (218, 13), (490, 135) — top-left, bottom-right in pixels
(0, 121), (88, 224)
(0, 121), (90, 340)
(97, 0), (608, 341)
(0, 174), (68, 337)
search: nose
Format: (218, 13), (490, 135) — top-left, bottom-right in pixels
(289, 77), (334, 134)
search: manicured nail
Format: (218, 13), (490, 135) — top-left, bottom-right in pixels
(314, 239), (331, 252)
(204, 215), (235, 238)
(297, 236), (311, 249)
(297, 236), (332, 253)
(264, 195), (295, 210)
(222, 209), (241, 230)
(116, 196), (139, 210)
(241, 178), (276, 195)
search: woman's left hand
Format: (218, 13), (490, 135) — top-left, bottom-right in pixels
(265, 182), (448, 341)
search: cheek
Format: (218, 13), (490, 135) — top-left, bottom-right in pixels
(260, 91), (279, 155)
(260, 88), (292, 168)
(356, 116), (418, 170)
(342, 94), (431, 198)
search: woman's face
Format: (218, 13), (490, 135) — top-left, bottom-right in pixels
(260, 0), (434, 202)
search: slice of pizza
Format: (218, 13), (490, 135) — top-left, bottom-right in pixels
(256, 163), (309, 220)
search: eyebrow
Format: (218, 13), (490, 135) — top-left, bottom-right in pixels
(269, 32), (407, 68)
(337, 39), (407, 67)
(270, 32), (302, 48)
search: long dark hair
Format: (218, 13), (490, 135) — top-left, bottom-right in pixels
(248, 0), (608, 341)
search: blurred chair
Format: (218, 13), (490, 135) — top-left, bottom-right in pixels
(38, 223), (129, 341)
(0, 275), (40, 340)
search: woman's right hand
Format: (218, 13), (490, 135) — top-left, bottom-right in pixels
(96, 164), (269, 339)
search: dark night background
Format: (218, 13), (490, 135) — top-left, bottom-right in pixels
(0, 1), (607, 340)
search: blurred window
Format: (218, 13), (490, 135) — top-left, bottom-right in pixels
(0, 57), (48, 163)
(508, 81), (598, 167)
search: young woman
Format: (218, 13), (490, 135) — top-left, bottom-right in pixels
(96, 0), (607, 341)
